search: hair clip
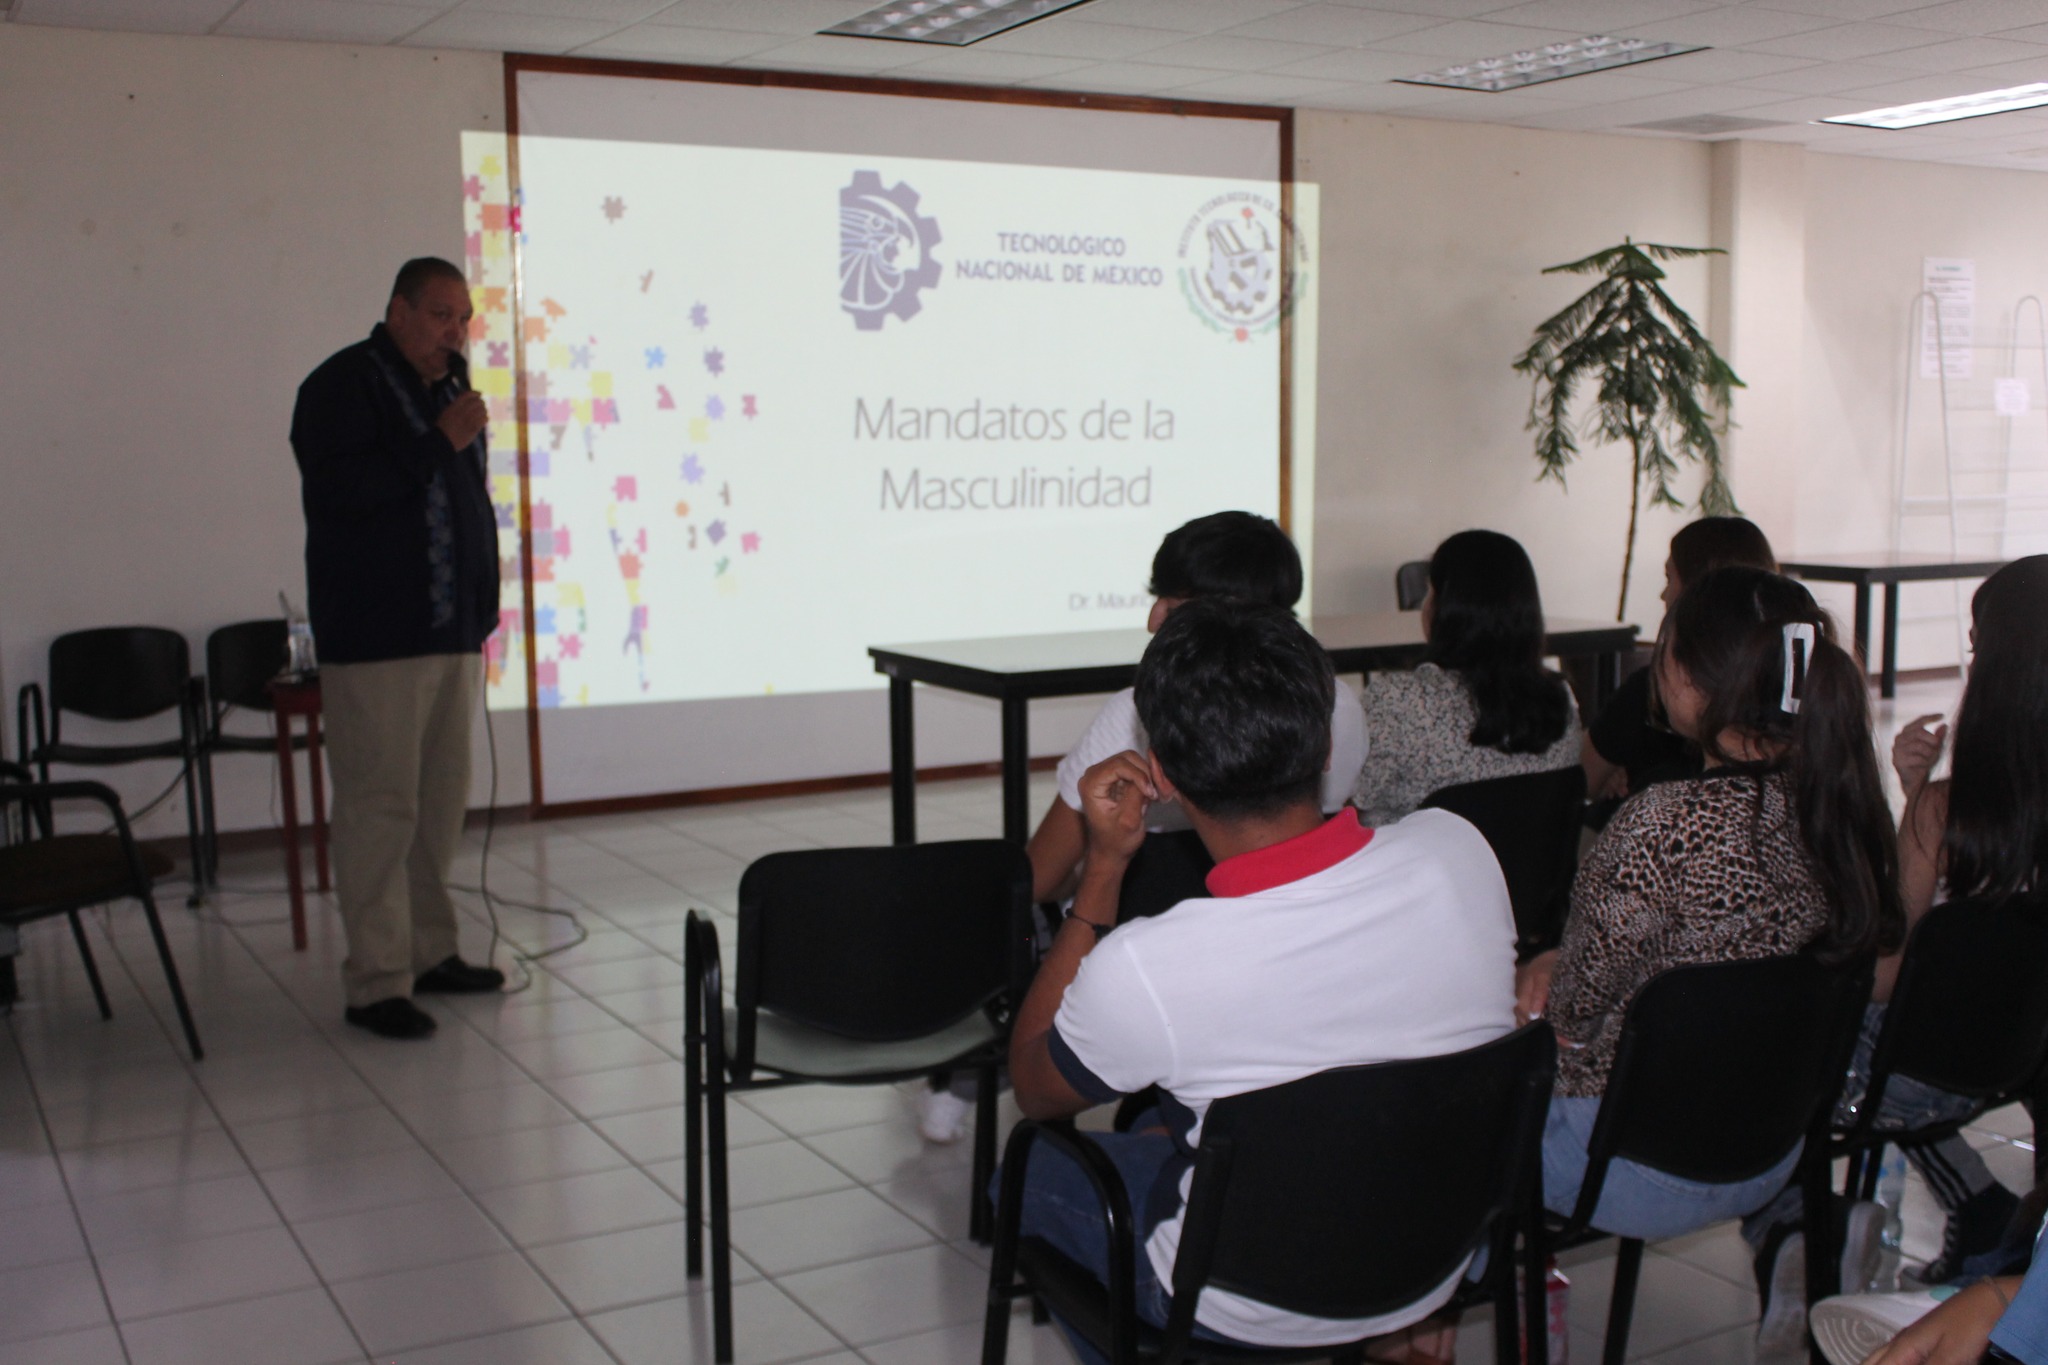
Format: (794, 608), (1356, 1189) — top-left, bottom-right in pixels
(1780, 622), (1815, 714)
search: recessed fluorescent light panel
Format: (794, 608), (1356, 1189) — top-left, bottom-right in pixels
(1398, 35), (1706, 92)
(1822, 83), (2048, 130)
(821, 0), (1096, 46)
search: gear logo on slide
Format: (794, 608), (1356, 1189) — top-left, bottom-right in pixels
(1176, 193), (1300, 342)
(839, 171), (942, 330)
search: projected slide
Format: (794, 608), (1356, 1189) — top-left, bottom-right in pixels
(462, 132), (1299, 712)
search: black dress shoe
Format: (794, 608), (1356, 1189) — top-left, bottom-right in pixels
(414, 956), (506, 994)
(344, 997), (437, 1039)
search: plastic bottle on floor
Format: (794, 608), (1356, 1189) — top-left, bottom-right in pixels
(1874, 1146), (1909, 1251)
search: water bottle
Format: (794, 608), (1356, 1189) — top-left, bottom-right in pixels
(280, 593), (317, 679)
(1518, 1256), (1570, 1364)
(1875, 1144), (1908, 1250)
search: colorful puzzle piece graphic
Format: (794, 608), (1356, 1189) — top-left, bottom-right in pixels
(704, 348), (724, 377)
(602, 195), (626, 222)
(742, 532), (760, 554)
(742, 394), (758, 418)
(656, 385), (675, 410)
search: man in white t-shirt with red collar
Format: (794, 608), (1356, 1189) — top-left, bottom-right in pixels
(1006, 598), (1517, 1361)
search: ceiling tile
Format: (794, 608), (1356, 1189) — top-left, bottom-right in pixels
(1742, 20), (1959, 57)
(13, 0), (237, 33)
(725, 34), (943, 71)
(1727, 57), (1934, 92)
(1218, 4), (1447, 46)
(1992, 21), (2048, 42)
(1629, 5), (1842, 45)
(1635, 47), (1826, 81)
(891, 48), (1097, 82)
(971, 18), (1186, 59)
(401, 8), (622, 49)
(1727, 91), (1888, 118)
(1329, 0), (1517, 18)
(1885, 0), (2048, 34)
(1748, 0), (1932, 17)
(1479, 0), (1716, 31)
(1078, 0), (1307, 34)
(1134, 33), (1344, 70)
(1367, 18), (1603, 57)
(1014, 61), (1219, 92)
(1826, 69), (2042, 102)
(1865, 35), (2048, 68)
(642, 0), (875, 37)
(1169, 69), (1377, 100)
(462, 0), (668, 20)
(1266, 45), (1458, 80)
(1932, 54), (2048, 83)
(217, 0), (444, 43)
(570, 23), (782, 61)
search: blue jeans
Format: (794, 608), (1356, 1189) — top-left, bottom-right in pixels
(1989, 1224), (2048, 1360)
(999, 1124), (1240, 1365)
(1544, 1094), (1801, 1240)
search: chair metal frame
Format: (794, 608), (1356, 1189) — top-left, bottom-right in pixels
(0, 760), (203, 1060)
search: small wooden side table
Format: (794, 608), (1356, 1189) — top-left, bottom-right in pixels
(268, 675), (329, 951)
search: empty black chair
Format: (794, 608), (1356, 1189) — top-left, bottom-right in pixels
(1823, 893), (2048, 1293)
(196, 620), (297, 879)
(1422, 767), (1586, 955)
(983, 1023), (1556, 1365)
(0, 761), (203, 1060)
(16, 627), (207, 901)
(1545, 954), (1871, 1365)
(1395, 561), (1431, 612)
(683, 839), (1033, 1363)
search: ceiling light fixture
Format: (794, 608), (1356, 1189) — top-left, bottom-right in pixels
(1397, 34), (1706, 93)
(1821, 83), (2048, 130)
(820, 0), (1096, 47)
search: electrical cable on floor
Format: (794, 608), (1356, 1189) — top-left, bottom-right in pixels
(447, 690), (588, 994)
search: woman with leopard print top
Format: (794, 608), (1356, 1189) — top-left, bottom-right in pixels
(1516, 566), (1902, 1242)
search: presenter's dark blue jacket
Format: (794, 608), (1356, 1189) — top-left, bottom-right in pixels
(290, 324), (500, 665)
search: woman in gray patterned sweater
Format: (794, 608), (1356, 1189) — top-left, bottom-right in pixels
(1516, 567), (1902, 1241)
(1351, 530), (1580, 826)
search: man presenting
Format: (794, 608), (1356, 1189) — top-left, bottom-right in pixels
(1007, 598), (1517, 1359)
(291, 258), (505, 1039)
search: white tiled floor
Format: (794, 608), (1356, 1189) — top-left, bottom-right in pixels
(2, 678), (2030, 1365)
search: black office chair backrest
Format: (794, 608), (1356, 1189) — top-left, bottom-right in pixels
(1422, 766), (1586, 948)
(1115, 829), (1214, 924)
(1395, 560), (1431, 612)
(1592, 954), (1870, 1187)
(1171, 1023), (1555, 1322)
(48, 627), (190, 726)
(206, 620), (289, 715)
(734, 839), (1031, 1056)
(1878, 893), (2048, 1100)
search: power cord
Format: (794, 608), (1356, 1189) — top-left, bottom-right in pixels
(447, 687), (588, 994)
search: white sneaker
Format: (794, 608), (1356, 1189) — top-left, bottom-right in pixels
(918, 1088), (973, 1144)
(1809, 1289), (1948, 1365)
(1757, 1231), (1810, 1357)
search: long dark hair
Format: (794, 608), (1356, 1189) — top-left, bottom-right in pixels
(1669, 516), (1777, 586)
(1664, 567), (1902, 960)
(1945, 555), (2048, 903)
(1426, 530), (1572, 755)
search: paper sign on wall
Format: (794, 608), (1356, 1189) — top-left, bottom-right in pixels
(1995, 376), (2031, 417)
(1920, 257), (1974, 379)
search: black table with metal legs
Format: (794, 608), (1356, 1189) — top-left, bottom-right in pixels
(869, 612), (1640, 846)
(1779, 555), (2006, 700)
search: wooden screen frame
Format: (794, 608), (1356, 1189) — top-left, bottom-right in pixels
(500, 51), (1296, 815)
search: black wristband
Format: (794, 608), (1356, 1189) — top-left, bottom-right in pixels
(1064, 912), (1114, 941)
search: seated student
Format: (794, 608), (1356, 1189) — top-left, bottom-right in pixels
(1746, 554), (2048, 1342)
(1582, 516), (1778, 805)
(1006, 597), (1517, 1362)
(1025, 511), (1367, 905)
(1352, 529), (1581, 827)
(1516, 569), (1901, 1251)
(919, 513), (1370, 1145)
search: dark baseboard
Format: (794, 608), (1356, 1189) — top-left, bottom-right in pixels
(145, 754), (1062, 856)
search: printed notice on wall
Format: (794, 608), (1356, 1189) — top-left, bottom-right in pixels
(1921, 257), (1975, 379)
(1995, 377), (2031, 418)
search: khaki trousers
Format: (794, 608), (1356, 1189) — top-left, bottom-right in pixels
(322, 653), (480, 1007)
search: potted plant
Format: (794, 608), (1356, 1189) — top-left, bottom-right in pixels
(1513, 239), (1743, 621)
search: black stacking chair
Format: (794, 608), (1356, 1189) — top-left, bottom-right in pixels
(16, 627), (207, 901)
(983, 1023), (1556, 1365)
(1422, 767), (1587, 956)
(1544, 954), (1871, 1365)
(1395, 561), (1431, 611)
(197, 620), (295, 879)
(682, 839), (1034, 1364)
(1821, 893), (2048, 1295)
(0, 761), (203, 1060)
